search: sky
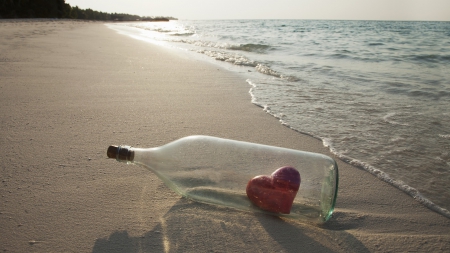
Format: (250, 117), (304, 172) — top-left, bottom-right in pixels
(65, 0), (450, 21)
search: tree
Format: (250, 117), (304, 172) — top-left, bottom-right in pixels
(0, 0), (176, 21)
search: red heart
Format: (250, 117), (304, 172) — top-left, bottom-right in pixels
(246, 166), (301, 214)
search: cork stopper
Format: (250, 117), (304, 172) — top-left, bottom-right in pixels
(107, 145), (134, 162)
(107, 146), (119, 159)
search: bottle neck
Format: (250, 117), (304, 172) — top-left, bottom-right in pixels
(107, 145), (135, 163)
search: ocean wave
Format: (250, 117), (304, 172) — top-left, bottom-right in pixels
(197, 50), (257, 67)
(170, 32), (195, 36)
(195, 49), (299, 81)
(133, 25), (174, 33)
(130, 23), (195, 37)
(439, 134), (450, 139)
(175, 39), (272, 54)
(382, 112), (409, 126)
(174, 39), (228, 50)
(329, 53), (352, 60)
(410, 54), (450, 63)
(255, 64), (300, 82)
(408, 90), (438, 99)
(255, 64), (281, 77)
(228, 43), (272, 53)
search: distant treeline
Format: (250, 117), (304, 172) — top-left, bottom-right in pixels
(0, 0), (177, 21)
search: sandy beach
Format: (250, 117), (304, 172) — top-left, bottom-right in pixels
(1, 19), (449, 252)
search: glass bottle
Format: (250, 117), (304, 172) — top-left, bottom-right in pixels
(107, 135), (338, 223)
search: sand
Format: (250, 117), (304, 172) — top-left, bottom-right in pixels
(1, 19), (449, 252)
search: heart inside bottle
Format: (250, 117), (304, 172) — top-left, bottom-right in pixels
(246, 166), (301, 214)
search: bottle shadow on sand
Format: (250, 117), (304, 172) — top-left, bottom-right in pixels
(92, 199), (369, 253)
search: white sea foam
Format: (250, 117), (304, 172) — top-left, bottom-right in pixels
(382, 112), (409, 126)
(246, 79), (260, 106)
(197, 50), (257, 67)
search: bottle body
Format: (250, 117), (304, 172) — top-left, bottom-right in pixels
(109, 135), (338, 223)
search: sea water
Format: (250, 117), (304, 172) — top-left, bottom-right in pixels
(107, 20), (450, 218)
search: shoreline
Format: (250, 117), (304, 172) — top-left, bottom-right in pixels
(1, 20), (449, 252)
(109, 20), (450, 219)
(248, 79), (450, 219)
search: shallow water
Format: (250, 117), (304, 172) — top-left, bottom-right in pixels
(107, 20), (450, 217)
